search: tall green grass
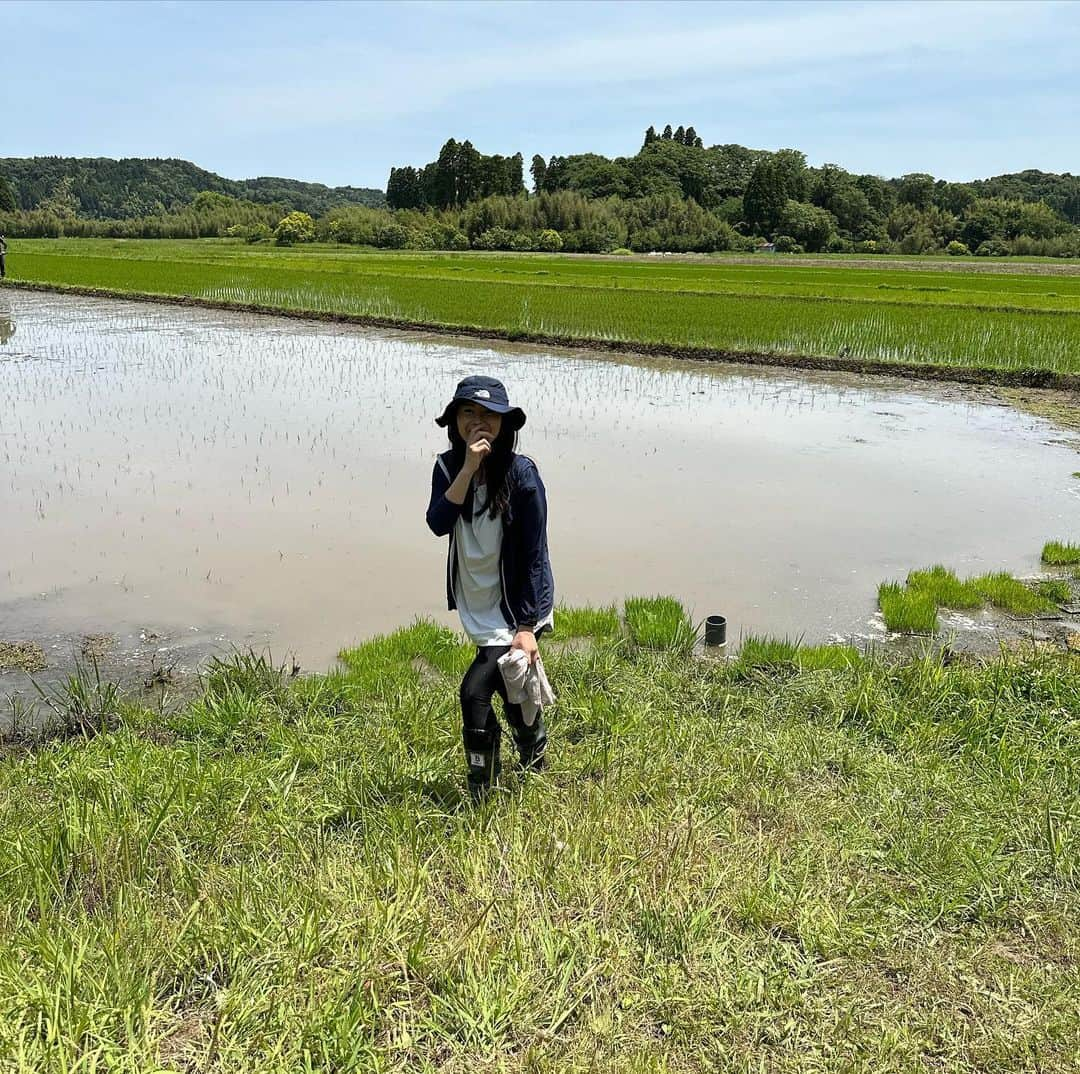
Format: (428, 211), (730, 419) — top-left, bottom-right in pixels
(1, 601), (1078, 1071)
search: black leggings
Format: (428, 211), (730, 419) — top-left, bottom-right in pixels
(459, 644), (542, 742)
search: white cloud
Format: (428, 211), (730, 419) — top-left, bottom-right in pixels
(215, 0), (1066, 131)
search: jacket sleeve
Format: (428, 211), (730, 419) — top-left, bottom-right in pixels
(426, 458), (464, 536)
(512, 460), (549, 628)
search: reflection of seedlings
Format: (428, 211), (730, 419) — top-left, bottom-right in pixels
(0, 641), (47, 673)
(1042, 540), (1080, 566)
(80, 633), (115, 660)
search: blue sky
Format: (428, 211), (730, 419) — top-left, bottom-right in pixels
(4, 0), (1078, 190)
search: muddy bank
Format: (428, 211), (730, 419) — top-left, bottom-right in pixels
(0, 621), (261, 738)
(7, 280), (1080, 391)
(6, 589), (1078, 744)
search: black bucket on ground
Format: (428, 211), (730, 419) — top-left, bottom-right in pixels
(704, 614), (727, 647)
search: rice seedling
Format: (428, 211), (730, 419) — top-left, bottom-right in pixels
(880, 561), (1061, 633)
(1042, 540), (1080, 565)
(970, 572), (1057, 615)
(623, 595), (697, 652)
(905, 565), (983, 609)
(553, 603), (621, 639)
(735, 634), (863, 671)
(878, 580), (938, 633)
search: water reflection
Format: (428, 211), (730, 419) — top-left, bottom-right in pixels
(1, 290), (1076, 668)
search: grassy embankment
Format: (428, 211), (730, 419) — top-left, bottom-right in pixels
(8, 240), (1080, 384)
(2, 596), (1079, 1072)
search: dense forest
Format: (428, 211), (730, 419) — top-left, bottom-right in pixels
(2, 132), (1079, 257)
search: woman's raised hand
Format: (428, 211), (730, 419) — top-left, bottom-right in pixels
(463, 427), (492, 474)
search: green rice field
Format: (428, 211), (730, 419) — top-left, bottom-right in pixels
(8, 240), (1080, 381)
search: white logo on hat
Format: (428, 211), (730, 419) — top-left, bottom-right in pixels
(473, 389), (491, 399)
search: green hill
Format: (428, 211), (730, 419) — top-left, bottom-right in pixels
(0, 156), (385, 219)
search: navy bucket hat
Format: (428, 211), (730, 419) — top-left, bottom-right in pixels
(435, 375), (527, 430)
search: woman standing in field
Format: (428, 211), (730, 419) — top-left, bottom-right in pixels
(425, 376), (555, 801)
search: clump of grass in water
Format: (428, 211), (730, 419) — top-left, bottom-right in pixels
(880, 563), (1060, 632)
(1042, 540), (1080, 566)
(906, 565), (983, 610)
(878, 581), (939, 633)
(624, 595), (696, 653)
(972, 571), (1057, 616)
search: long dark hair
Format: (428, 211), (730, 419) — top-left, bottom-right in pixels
(447, 407), (518, 519)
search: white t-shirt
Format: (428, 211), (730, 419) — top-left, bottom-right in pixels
(454, 478), (555, 648)
(454, 482), (515, 646)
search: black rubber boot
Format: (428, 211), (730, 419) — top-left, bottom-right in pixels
(463, 724), (502, 802)
(512, 712), (548, 774)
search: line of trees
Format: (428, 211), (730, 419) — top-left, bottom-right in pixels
(0, 188), (285, 239)
(642, 124), (704, 148)
(3, 131), (1079, 258)
(379, 132), (1080, 256)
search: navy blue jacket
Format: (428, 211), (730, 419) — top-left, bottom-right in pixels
(426, 451), (555, 632)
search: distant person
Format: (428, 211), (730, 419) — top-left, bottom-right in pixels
(0, 234), (6, 279)
(426, 376), (556, 802)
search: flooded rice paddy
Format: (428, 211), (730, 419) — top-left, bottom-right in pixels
(1, 290), (1078, 704)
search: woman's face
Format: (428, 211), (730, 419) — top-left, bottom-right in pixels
(456, 402), (503, 443)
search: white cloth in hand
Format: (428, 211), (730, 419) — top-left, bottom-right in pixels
(496, 648), (555, 727)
